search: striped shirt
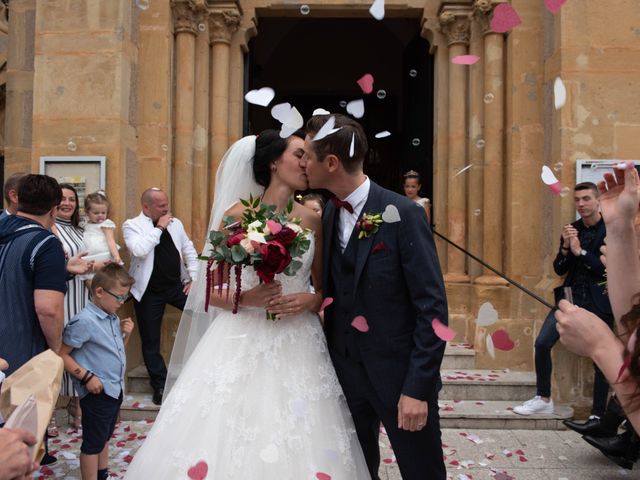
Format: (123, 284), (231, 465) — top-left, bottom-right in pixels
(55, 218), (89, 396)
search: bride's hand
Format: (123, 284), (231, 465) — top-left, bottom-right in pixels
(267, 292), (322, 319)
(240, 281), (282, 308)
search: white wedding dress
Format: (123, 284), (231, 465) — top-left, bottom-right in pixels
(125, 236), (371, 479)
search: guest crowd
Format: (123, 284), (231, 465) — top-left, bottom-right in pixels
(1, 163), (640, 478)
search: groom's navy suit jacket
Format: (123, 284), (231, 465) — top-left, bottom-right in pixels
(323, 181), (448, 406)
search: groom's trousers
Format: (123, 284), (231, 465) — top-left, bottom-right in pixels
(331, 349), (446, 480)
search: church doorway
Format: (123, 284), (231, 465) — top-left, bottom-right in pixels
(245, 15), (434, 199)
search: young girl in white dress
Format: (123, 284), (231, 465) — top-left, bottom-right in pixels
(82, 191), (122, 267)
(403, 170), (431, 222)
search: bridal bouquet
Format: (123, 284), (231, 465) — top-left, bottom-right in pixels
(201, 195), (311, 319)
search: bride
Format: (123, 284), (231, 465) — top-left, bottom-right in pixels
(125, 130), (371, 479)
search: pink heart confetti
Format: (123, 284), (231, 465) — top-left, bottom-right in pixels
(124, 455), (134, 463)
(187, 460), (209, 480)
(544, 0), (567, 14)
(432, 318), (456, 342)
(494, 473), (514, 480)
(491, 329), (515, 351)
(357, 73), (374, 94)
(451, 55), (480, 65)
(351, 315), (370, 332)
(490, 4), (522, 33)
(320, 297), (334, 313)
(316, 473), (331, 480)
(515, 449), (525, 455)
(518, 455), (528, 462)
(266, 219), (282, 235)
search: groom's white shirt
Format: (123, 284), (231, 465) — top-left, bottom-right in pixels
(338, 176), (370, 252)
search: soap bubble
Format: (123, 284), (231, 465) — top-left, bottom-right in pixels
(339, 100), (347, 108)
(409, 69), (418, 78)
(67, 141), (77, 152)
(198, 23), (206, 32)
(483, 93), (495, 104)
(553, 162), (563, 172)
(411, 138), (421, 147)
(475, 138), (486, 149)
(560, 186), (571, 197)
(376, 90), (386, 100)
(299, 4), (310, 15)
(473, 209), (482, 216)
(161, 144), (168, 152)
(136, 0), (149, 10)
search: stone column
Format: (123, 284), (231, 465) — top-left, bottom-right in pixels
(192, 10), (211, 250)
(467, 0), (488, 279)
(475, 3), (508, 285)
(228, 24), (252, 144)
(172, 0), (198, 232)
(208, 8), (240, 196)
(4, 0), (36, 173)
(439, 7), (471, 283)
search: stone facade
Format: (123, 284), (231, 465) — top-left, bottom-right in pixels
(2, 0), (640, 412)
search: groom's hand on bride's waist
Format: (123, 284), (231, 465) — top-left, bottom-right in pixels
(397, 394), (428, 432)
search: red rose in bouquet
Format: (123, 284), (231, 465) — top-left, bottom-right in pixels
(256, 240), (292, 283)
(273, 226), (297, 246)
(226, 229), (245, 247)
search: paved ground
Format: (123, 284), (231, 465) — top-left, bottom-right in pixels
(39, 411), (639, 479)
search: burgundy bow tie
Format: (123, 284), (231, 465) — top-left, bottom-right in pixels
(331, 197), (354, 214)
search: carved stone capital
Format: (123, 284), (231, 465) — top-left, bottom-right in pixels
(438, 8), (471, 46)
(172, 0), (198, 35)
(208, 9), (241, 44)
(472, 0), (506, 36)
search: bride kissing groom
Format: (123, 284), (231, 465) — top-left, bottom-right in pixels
(125, 114), (447, 480)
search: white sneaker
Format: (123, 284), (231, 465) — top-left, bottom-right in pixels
(513, 396), (554, 415)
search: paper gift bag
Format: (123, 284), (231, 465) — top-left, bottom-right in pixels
(4, 394), (38, 458)
(0, 349), (64, 462)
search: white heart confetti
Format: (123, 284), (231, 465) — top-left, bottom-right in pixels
(245, 87), (275, 107)
(259, 443), (279, 463)
(381, 204), (401, 223)
(313, 116), (341, 141)
(346, 99), (365, 119)
(486, 334), (496, 359)
(554, 77), (566, 110)
(349, 132), (355, 158)
(271, 102), (292, 122)
(476, 302), (499, 327)
(375, 130), (391, 138)
(369, 0), (385, 20)
(312, 108), (331, 115)
(541, 165), (562, 194)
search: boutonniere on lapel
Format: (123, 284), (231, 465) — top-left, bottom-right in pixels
(356, 212), (383, 239)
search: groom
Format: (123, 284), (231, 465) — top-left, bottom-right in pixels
(302, 114), (448, 480)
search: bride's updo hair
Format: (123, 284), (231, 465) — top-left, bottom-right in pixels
(253, 129), (305, 188)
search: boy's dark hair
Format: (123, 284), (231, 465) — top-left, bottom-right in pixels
(574, 182), (599, 197)
(17, 174), (63, 215)
(3, 172), (27, 204)
(305, 114), (368, 173)
(91, 263), (135, 296)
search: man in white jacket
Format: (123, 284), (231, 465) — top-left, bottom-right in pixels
(123, 188), (198, 405)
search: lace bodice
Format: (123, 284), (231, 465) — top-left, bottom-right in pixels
(239, 233), (315, 296)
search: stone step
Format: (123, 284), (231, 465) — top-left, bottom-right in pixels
(442, 343), (475, 370)
(118, 393), (575, 431)
(438, 400), (573, 430)
(120, 392), (160, 421)
(440, 369), (536, 401)
(127, 364), (153, 394)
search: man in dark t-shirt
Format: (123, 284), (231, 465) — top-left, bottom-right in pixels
(0, 175), (67, 375)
